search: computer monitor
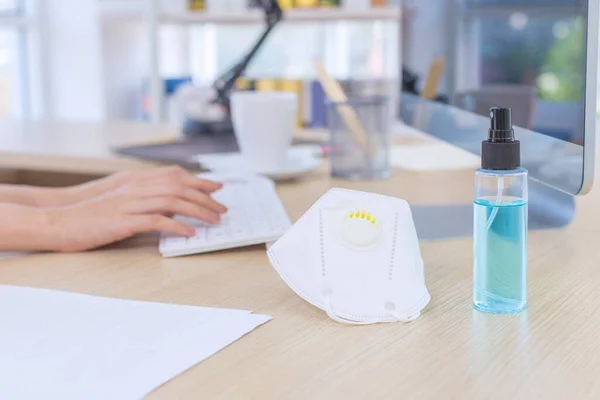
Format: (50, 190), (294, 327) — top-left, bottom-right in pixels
(400, 0), (598, 239)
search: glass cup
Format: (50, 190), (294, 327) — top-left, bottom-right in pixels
(326, 96), (391, 180)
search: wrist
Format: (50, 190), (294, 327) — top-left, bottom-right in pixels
(41, 184), (100, 207)
(32, 208), (64, 251)
(61, 176), (118, 206)
(57, 185), (89, 206)
(0, 204), (63, 252)
(42, 187), (79, 207)
(16, 186), (81, 208)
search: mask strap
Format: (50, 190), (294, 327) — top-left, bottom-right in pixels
(386, 309), (420, 323)
(324, 295), (418, 325)
(323, 295), (375, 326)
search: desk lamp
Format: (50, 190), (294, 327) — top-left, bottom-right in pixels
(184, 0), (283, 136)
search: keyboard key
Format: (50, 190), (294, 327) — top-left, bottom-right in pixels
(228, 224), (248, 237)
(164, 237), (186, 248)
(177, 216), (208, 228)
(188, 229), (207, 244)
(207, 225), (227, 242)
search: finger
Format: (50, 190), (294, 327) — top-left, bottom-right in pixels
(133, 197), (221, 224)
(160, 166), (223, 193)
(133, 215), (196, 237)
(182, 188), (227, 214)
(109, 166), (224, 195)
(137, 185), (228, 214)
(181, 175), (223, 193)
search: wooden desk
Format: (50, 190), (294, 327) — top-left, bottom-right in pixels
(0, 121), (599, 398)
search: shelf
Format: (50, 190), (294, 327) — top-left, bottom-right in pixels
(160, 7), (401, 25)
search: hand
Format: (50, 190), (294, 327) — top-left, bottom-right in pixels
(0, 166), (223, 208)
(66, 166), (223, 205)
(47, 168), (228, 252)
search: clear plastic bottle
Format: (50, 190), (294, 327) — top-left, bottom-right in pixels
(473, 108), (528, 314)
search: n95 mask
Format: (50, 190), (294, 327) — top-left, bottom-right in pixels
(267, 188), (430, 325)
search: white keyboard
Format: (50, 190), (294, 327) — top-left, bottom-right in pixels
(159, 174), (292, 258)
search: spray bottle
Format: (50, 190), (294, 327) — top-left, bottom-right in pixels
(474, 107), (528, 314)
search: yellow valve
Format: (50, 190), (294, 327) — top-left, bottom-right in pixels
(341, 209), (381, 248)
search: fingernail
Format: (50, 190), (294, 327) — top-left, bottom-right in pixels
(220, 206), (228, 213)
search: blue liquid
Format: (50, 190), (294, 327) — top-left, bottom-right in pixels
(474, 198), (527, 314)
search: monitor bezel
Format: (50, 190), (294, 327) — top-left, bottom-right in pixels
(580, 0), (599, 194)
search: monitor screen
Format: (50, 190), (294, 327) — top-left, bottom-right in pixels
(400, 0), (597, 194)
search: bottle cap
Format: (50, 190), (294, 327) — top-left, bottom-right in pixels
(481, 107), (521, 170)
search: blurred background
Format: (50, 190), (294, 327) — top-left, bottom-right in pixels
(0, 0), (595, 144)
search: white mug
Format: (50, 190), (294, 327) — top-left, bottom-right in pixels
(231, 91), (297, 172)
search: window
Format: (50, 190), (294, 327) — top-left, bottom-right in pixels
(0, 30), (18, 117)
(0, 0), (22, 14)
(0, 0), (28, 118)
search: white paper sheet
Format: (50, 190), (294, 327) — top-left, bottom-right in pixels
(392, 121), (431, 139)
(0, 286), (271, 400)
(390, 142), (481, 171)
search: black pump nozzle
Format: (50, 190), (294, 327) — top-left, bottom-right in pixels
(481, 107), (521, 170)
(490, 107), (511, 130)
(488, 107), (515, 143)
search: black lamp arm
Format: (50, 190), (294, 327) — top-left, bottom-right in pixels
(212, 0), (283, 111)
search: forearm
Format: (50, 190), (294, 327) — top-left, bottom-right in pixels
(0, 203), (58, 251)
(0, 185), (78, 207)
